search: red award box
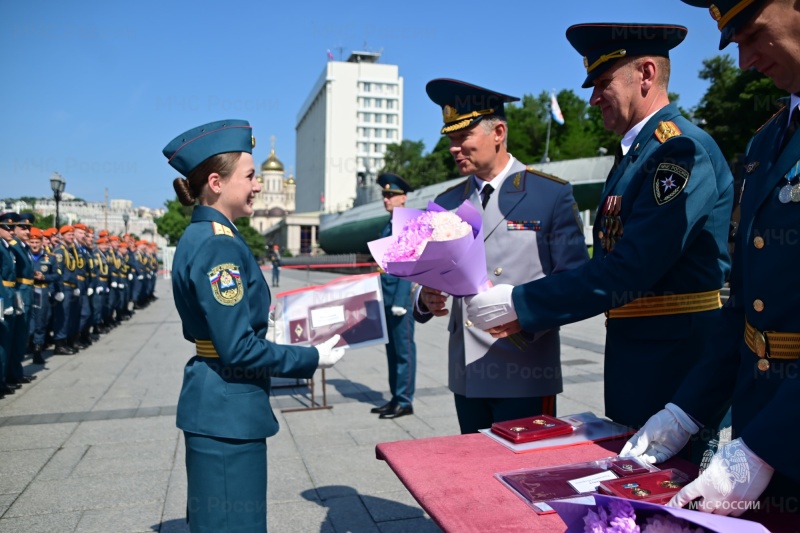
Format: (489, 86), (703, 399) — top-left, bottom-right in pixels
(491, 415), (574, 444)
(598, 468), (692, 505)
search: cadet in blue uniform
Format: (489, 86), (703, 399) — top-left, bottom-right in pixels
(417, 79), (589, 434)
(163, 119), (346, 532)
(621, 0), (800, 518)
(371, 173), (417, 419)
(52, 226), (79, 355)
(467, 24), (734, 431)
(29, 227), (58, 365)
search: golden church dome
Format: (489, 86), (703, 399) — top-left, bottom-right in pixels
(261, 149), (284, 173)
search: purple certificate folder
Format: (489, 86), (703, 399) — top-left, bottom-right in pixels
(273, 273), (388, 350)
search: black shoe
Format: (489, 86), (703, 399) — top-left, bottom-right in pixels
(12, 376), (33, 385)
(0, 385), (15, 395)
(7, 382), (22, 390)
(370, 401), (395, 414)
(55, 343), (75, 355)
(90, 333), (100, 341)
(379, 404), (413, 419)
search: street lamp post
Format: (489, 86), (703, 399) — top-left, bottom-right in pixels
(122, 213), (129, 235)
(49, 172), (66, 228)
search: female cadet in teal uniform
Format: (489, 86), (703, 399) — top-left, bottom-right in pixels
(163, 119), (345, 532)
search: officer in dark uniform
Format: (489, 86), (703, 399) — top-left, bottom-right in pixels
(5, 213), (35, 385)
(0, 214), (18, 397)
(371, 173), (417, 419)
(28, 227), (58, 365)
(621, 0), (800, 518)
(163, 118), (346, 531)
(467, 24), (734, 431)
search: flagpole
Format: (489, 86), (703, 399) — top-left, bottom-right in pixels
(542, 92), (553, 163)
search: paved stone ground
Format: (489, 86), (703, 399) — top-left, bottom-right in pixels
(0, 268), (606, 532)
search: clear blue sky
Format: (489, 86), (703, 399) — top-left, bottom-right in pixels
(1, 0), (730, 209)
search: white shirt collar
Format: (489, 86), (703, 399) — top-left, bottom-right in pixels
(620, 111), (659, 155)
(473, 154), (516, 192)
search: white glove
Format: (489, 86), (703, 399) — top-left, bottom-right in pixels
(465, 284), (517, 329)
(111, 281), (118, 288)
(137, 275), (144, 280)
(668, 438), (774, 516)
(73, 288), (81, 297)
(3, 306), (13, 316)
(314, 334), (346, 369)
(391, 306), (407, 316)
(87, 288), (94, 296)
(128, 273), (133, 281)
(620, 403), (699, 464)
(54, 292), (65, 302)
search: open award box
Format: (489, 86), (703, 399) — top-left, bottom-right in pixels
(496, 456), (694, 514)
(272, 273), (388, 350)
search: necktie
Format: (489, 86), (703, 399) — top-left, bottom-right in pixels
(607, 144), (623, 180)
(781, 105), (800, 153)
(481, 184), (494, 209)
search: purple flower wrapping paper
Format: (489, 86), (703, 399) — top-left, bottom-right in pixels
(548, 494), (770, 533)
(368, 200), (490, 298)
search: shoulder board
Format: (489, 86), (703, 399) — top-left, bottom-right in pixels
(654, 121), (682, 143)
(526, 167), (568, 185)
(212, 221), (234, 237)
(439, 178), (471, 197)
(755, 106), (785, 135)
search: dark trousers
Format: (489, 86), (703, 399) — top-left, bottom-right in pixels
(31, 288), (50, 346)
(0, 315), (11, 384)
(454, 394), (556, 434)
(384, 308), (416, 407)
(79, 291), (92, 331)
(184, 432), (267, 532)
(10, 289), (32, 380)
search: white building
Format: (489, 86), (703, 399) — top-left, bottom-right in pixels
(251, 137), (297, 234)
(295, 51), (403, 214)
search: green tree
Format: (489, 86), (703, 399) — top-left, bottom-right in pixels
(154, 198), (192, 246)
(693, 55), (784, 162)
(379, 138), (458, 189)
(32, 214), (54, 229)
(234, 216), (266, 259)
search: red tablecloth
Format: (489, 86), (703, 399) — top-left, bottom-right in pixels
(375, 434), (693, 533)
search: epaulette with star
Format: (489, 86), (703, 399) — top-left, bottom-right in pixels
(654, 121), (682, 143)
(526, 167), (568, 185)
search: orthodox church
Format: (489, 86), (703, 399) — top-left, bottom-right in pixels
(251, 136), (296, 234)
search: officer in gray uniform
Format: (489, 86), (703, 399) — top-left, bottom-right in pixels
(416, 79), (589, 434)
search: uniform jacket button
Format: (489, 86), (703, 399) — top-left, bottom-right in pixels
(493, 267), (503, 276)
(753, 299), (765, 312)
(753, 236), (765, 249)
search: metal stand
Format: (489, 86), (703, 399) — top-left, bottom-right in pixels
(281, 369), (333, 413)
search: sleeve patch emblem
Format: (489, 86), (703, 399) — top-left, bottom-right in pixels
(208, 263), (243, 306)
(653, 163), (690, 205)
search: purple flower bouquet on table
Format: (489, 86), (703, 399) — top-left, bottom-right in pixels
(548, 494), (769, 533)
(368, 200), (489, 298)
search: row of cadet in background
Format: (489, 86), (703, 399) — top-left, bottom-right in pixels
(0, 212), (159, 399)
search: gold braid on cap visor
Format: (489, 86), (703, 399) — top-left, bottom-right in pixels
(441, 107), (495, 133)
(585, 49), (627, 73)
